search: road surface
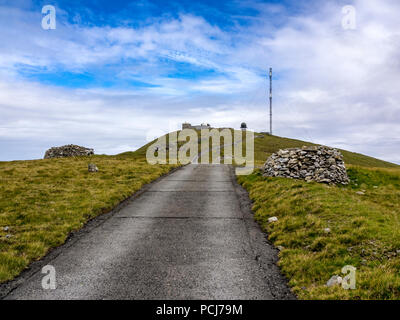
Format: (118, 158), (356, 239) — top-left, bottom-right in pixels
(2, 164), (294, 300)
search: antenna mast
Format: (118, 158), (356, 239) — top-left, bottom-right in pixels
(269, 68), (272, 135)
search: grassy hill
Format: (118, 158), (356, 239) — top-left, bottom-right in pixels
(237, 133), (400, 299)
(252, 133), (398, 168)
(0, 130), (398, 295)
(132, 130), (398, 169)
(0, 152), (178, 283)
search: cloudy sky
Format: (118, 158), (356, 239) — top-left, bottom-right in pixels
(1, 0), (399, 163)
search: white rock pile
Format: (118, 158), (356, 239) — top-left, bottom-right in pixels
(263, 146), (349, 185)
(44, 144), (94, 159)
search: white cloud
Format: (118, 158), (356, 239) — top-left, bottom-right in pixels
(0, 1), (400, 164)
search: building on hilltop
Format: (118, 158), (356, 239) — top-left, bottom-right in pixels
(182, 122), (212, 130)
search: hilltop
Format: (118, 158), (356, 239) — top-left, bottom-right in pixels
(120, 130), (398, 169)
(251, 133), (398, 168)
(0, 130), (398, 295)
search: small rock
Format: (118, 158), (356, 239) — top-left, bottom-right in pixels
(396, 249), (400, 255)
(373, 186), (378, 189)
(268, 216), (278, 223)
(88, 163), (99, 172)
(326, 275), (343, 287)
(3, 226), (9, 231)
(277, 245), (284, 251)
(5, 234), (12, 239)
(356, 191), (365, 195)
(324, 228), (331, 234)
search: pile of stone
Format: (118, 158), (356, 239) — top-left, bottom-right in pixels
(44, 144), (94, 159)
(263, 146), (349, 185)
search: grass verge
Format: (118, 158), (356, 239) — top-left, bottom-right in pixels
(237, 165), (400, 299)
(0, 154), (178, 283)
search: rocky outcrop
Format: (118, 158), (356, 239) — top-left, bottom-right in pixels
(44, 144), (94, 159)
(263, 146), (349, 185)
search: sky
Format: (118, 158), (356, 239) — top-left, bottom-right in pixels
(0, 0), (400, 163)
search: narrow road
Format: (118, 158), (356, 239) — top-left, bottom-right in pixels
(3, 165), (294, 300)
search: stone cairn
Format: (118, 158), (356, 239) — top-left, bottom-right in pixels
(263, 146), (349, 185)
(44, 144), (94, 159)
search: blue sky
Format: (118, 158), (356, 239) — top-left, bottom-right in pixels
(1, 0), (400, 163)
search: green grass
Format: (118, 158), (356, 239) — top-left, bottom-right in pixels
(0, 129), (398, 290)
(237, 166), (400, 299)
(0, 153), (178, 283)
(253, 133), (398, 168)
(126, 130), (398, 169)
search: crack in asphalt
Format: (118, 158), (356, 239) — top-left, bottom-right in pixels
(2, 164), (295, 300)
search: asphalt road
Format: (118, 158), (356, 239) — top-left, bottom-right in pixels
(3, 164), (294, 300)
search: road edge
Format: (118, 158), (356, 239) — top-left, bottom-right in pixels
(229, 166), (297, 300)
(0, 165), (184, 299)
